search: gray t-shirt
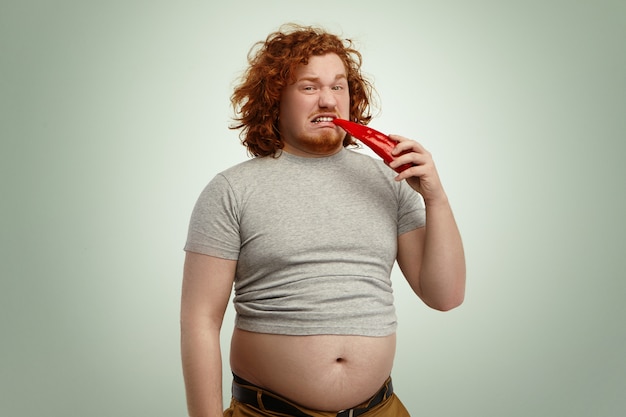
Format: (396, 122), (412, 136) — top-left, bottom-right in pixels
(185, 147), (425, 336)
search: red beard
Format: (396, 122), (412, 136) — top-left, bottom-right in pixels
(298, 128), (345, 154)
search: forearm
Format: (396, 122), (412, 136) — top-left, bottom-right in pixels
(418, 198), (466, 310)
(181, 325), (224, 417)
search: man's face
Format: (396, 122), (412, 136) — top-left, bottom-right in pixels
(278, 53), (350, 157)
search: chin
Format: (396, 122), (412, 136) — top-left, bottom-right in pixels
(306, 131), (345, 153)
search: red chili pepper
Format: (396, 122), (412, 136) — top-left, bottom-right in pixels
(333, 119), (412, 173)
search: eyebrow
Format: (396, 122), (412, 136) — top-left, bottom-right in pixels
(297, 74), (347, 83)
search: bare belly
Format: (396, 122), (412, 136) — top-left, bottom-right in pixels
(229, 328), (396, 412)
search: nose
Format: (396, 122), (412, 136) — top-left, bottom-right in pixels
(318, 87), (337, 108)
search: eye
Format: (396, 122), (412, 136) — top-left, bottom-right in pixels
(332, 85), (344, 91)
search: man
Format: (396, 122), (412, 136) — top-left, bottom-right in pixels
(181, 24), (465, 417)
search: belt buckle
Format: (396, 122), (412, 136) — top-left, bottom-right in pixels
(337, 409), (353, 417)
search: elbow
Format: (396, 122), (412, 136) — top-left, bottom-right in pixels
(430, 293), (464, 312)
(180, 311), (222, 339)
(435, 270), (466, 311)
(423, 282), (466, 312)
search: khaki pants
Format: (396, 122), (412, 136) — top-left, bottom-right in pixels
(223, 383), (411, 417)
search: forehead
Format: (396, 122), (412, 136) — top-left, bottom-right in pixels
(294, 53), (347, 79)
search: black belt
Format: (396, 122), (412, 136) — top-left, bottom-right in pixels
(232, 374), (393, 417)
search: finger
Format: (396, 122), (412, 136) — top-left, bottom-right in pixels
(389, 151), (432, 169)
(388, 135), (427, 154)
(394, 163), (429, 180)
(387, 134), (407, 143)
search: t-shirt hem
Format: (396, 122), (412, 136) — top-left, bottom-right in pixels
(183, 243), (239, 260)
(235, 320), (397, 337)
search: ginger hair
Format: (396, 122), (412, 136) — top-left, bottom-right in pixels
(230, 23), (377, 157)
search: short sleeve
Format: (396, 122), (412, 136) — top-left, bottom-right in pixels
(184, 174), (241, 260)
(397, 181), (426, 235)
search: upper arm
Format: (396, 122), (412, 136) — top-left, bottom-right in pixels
(396, 227), (426, 298)
(180, 251), (237, 330)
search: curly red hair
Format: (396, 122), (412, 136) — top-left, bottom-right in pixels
(230, 23), (378, 157)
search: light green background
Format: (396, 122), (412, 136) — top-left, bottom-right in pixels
(1, 1), (625, 416)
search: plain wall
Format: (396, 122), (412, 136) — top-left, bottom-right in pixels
(1, 0), (625, 416)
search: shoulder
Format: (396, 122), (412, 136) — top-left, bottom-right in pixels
(214, 155), (281, 185)
(221, 155), (275, 175)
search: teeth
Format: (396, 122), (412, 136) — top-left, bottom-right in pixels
(313, 116), (334, 123)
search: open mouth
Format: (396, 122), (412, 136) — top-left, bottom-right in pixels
(312, 116), (335, 124)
